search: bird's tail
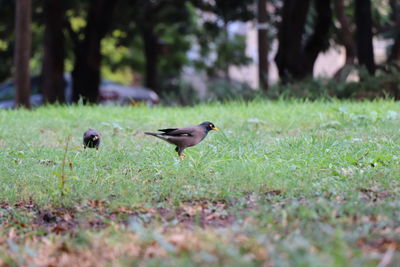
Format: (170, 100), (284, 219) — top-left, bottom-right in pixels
(145, 132), (170, 142)
(144, 132), (158, 136)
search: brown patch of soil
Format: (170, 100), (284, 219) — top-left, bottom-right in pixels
(0, 199), (237, 236)
(357, 237), (400, 252)
(358, 187), (392, 202)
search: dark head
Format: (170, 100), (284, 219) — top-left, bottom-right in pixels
(84, 129), (100, 139)
(90, 134), (100, 141)
(199, 121), (219, 132)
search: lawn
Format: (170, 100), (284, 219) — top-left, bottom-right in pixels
(0, 100), (399, 266)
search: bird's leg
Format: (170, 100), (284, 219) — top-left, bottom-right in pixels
(177, 147), (186, 159)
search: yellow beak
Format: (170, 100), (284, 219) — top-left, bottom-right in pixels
(93, 136), (99, 140)
(213, 127), (219, 131)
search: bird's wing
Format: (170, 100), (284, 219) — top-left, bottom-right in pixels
(160, 126), (197, 136)
(158, 128), (178, 133)
(83, 130), (92, 138)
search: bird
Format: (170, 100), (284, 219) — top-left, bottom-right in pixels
(145, 121), (219, 159)
(83, 129), (101, 150)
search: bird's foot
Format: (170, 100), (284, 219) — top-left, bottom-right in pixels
(179, 154), (186, 159)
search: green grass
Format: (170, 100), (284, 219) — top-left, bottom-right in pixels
(0, 100), (400, 265)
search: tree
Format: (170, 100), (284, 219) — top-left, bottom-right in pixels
(133, 1), (163, 94)
(192, 0), (254, 81)
(355, 0), (375, 74)
(69, 0), (118, 103)
(275, 0), (332, 81)
(14, 0), (32, 108)
(118, 0), (198, 95)
(333, 0), (356, 65)
(388, 0), (400, 63)
(212, 0), (253, 82)
(42, 0), (65, 104)
(275, 0), (311, 81)
(258, 0), (268, 92)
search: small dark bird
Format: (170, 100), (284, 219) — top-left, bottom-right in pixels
(83, 129), (101, 150)
(145, 121), (219, 158)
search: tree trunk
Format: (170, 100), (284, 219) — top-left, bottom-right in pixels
(222, 21), (230, 83)
(275, 0), (311, 81)
(355, 0), (375, 74)
(14, 0), (31, 108)
(302, 0), (332, 75)
(334, 0), (356, 64)
(389, 0), (400, 62)
(72, 0), (118, 103)
(258, 0), (268, 92)
(142, 27), (159, 94)
(275, 0), (331, 81)
(390, 36), (400, 63)
(42, 0), (65, 104)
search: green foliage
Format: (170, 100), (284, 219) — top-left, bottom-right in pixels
(205, 79), (258, 101)
(203, 0), (255, 22)
(0, 0), (14, 82)
(158, 78), (259, 106)
(192, 0), (254, 77)
(267, 66), (400, 100)
(100, 30), (136, 84)
(213, 32), (252, 75)
(333, 65), (400, 98)
(156, 78), (201, 106)
(100, 0), (199, 85)
(268, 78), (332, 99)
(331, 0), (399, 56)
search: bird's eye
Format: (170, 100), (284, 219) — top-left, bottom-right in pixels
(209, 124), (213, 127)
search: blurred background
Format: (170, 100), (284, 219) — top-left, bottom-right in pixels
(1, 0), (400, 108)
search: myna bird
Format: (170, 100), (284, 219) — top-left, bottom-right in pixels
(145, 121), (219, 159)
(83, 129), (101, 150)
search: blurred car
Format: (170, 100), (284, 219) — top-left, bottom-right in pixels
(0, 75), (159, 108)
(98, 80), (159, 106)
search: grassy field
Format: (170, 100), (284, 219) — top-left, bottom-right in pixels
(0, 100), (399, 266)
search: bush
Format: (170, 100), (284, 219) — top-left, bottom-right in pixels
(159, 64), (400, 105)
(159, 77), (260, 105)
(267, 64), (400, 100)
